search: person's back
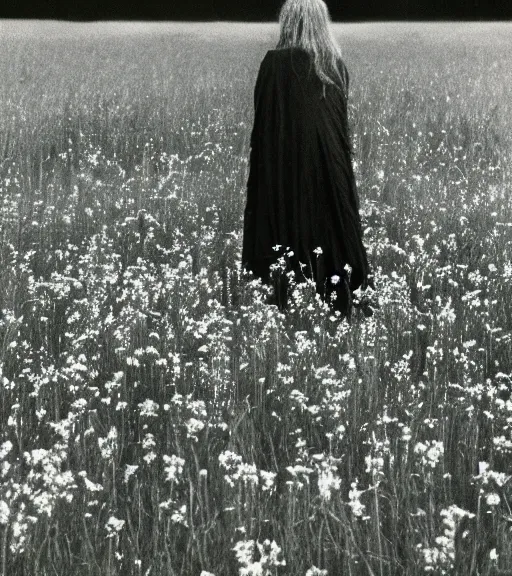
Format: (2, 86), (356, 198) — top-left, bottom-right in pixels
(241, 0), (374, 319)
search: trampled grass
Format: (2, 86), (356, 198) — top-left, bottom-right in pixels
(0, 20), (512, 576)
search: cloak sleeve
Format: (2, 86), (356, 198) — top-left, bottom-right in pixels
(242, 54), (269, 274)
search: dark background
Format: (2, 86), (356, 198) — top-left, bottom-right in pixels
(2, 0), (511, 21)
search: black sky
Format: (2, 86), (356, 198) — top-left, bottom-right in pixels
(2, 0), (511, 21)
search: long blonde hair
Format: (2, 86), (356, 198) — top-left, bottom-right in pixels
(276, 0), (347, 99)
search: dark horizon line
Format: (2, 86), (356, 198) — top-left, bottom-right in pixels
(3, 16), (511, 22)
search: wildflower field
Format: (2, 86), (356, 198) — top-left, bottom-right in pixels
(1, 20), (512, 576)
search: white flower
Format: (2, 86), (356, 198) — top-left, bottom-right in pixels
(414, 440), (444, 469)
(365, 454), (384, 475)
(138, 399), (159, 417)
(145, 345), (160, 357)
(306, 567), (328, 576)
(105, 516), (125, 538)
(163, 455), (185, 482)
(318, 464), (341, 501)
(259, 470), (276, 492)
(348, 479), (366, 517)
(185, 418), (205, 440)
(0, 501), (10, 525)
(330, 274), (340, 285)
(170, 504), (188, 526)
(240, 562), (263, 576)
(286, 465), (314, 478)
(219, 451), (243, 472)
(313, 246), (323, 255)
(84, 477), (103, 492)
(124, 465), (139, 484)
(401, 426), (412, 442)
(486, 493), (500, 506)
(98, 427), (118, 460)
(233, 539), (255, 567)
(238, 463), (259, 486)
(24, 448), (48, 466)
(257, 539), (286, 568)
(143, 451), (157, 465)
(142, 433), (156, 451)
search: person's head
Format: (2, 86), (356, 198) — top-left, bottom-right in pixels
(277, 0), (346, 97)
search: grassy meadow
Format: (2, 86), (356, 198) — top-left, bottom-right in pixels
(1, 19), (512, 575)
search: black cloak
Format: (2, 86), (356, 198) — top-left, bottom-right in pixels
(241, 47), (371, 308)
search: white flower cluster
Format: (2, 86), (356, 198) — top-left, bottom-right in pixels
(317, 460), (341, 502)
(138, 398), (159, 417)
(233, 539), (286, 576)
(218, 451), (269, 490)
(286, 464), (315, 490)
(185, 417), (205, 440)
(98, 426), (118, 460)
(105, 515), (125, 538)
(0, 440), (12, 478)
(0, 440), (13, 461)
(348, 479), (368, 519)
(418, 504), (475, 572)
(124, 464), (139, 484)
(414, 439), (444, 469)
(0, 500), (9, 525)
(493, 434), (512, 453)
(163, 454), (185, 482)
(104, 371), (124, 393)
(259, 470), (277, 492)
(364, 432), (389, 480)
(142, 433), (157, 464)
(305, 567), (328, 576)
(474, 461), (508, 508)
(170, 504), (187, 526)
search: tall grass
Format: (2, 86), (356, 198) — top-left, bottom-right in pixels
(0, 21), (512, 576)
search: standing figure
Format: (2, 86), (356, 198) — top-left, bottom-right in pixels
(241, 0), (374, 319)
